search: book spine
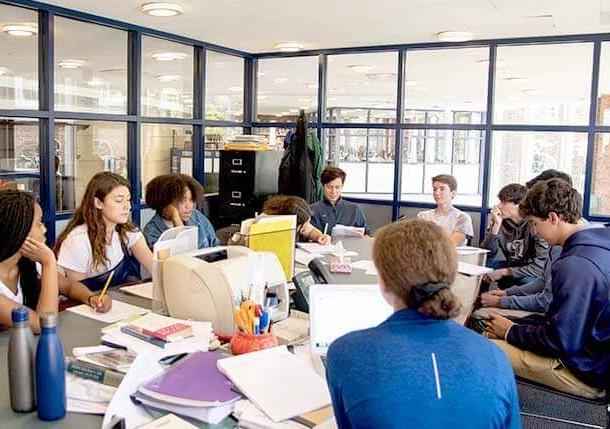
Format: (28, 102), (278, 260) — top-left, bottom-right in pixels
(120, 326), (166, 348)
(66, 361), (124, 387)
(142, 323), (191, 342)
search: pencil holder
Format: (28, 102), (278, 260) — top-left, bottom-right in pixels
(230, 331), (278, 355)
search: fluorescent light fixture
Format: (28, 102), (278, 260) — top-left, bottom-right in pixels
(348, 64), (374, 73)
(2, 23), (37, 37)
(274, 77), (288, 84)
(58, 59), (85, 69)
(86, 78), (105, 87)
(274, 42), (304, 52)
(141, 2), (183, 17)
(151, 52), (188, 61)
(505, 77), (528, 85)
(437, 31), (473, 42)
(0, 67), (8, 76)
(228, 86), (242, 92)
(524, 89), (541, 96)
(157, 74), (181, 82)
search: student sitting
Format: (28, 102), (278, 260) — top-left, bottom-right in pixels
(0, 191), (111, 334)
(417, 174), (474, 246)
(481, 183), (548, 288)
(228, 195), (331, 245)
(326, 219), (520, 428)
(143, 174), (219, 249)
(310, 166), (370, 237)
(485, 179), (610, 399)
(56, 172), (153, 291)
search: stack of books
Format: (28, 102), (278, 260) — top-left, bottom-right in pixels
(66, 349), (137, 387)
(133, 351), (242, 424)
(225, 134), (270, 151)
(119, 313), (194, 348)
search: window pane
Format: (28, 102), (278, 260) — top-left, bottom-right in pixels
(494, 43), (592, 125)
(0, 4), (38, 109)
(327, 52), (398, 123)
(489, 131), (587, 205)
(141, 124), (192, 201)
(401, 129), (483, 206)
(205, 51), (244, 121)
(55, 120), (127, 211)
(0, 117), (39, 196)
(142, 37), (193, 118)
(204, 126), (242, 193)
(55, 17), (127, 113)
(253, 126), (292, 147)
(256, 56), (318, 122)
(596, 43), (610, 125)
(325, 128), (395, 200)
(590, 133), (610, 216)
(404, 48), (488, 124)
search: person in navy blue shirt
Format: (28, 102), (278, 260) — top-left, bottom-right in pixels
(326, 219), (520, 429)
(486, 179), (610, 399)
(143, 174), (220, 249)
(310, 166), (370, 237)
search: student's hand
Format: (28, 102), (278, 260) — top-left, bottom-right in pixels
(488, 289), (507, 297)
(480, 292), (502, 307)
(483, 268), (509, 283)
(317, 234), (332, 245)
(485, 314), (514, 340)
(490, 206), (503, 227)
(89, 294), (113, 313)
(20, 237), (56, 266)
(162, 205), (183, 227)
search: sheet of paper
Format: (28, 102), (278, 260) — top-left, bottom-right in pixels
(457, 261), (494, 276)
(331, 225), (365, 238)
(234, 400), (308, 429)
(72, 345), (114, 357)
(102, 352), (164, 429)
(296, 243), (337, 254)
(295, 248), (323, 266)
(102, 320), (212, 360)
(352, 260), (374, 271)
(67, 399), (108, 414)
(66, 301), (149, 324)
(456, 246), (490, 256)
(121, 282), (153, 300)
(66, 371), (116, 415)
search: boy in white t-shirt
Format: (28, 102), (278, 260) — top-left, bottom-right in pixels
(417, 174), (474, 246)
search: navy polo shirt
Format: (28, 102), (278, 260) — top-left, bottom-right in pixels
(310, 197), (370, 236)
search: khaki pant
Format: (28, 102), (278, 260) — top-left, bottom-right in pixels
(491, 339), (605, 400)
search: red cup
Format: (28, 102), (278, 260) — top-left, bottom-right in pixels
(230, 331), (278, 355)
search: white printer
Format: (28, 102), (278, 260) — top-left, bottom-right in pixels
(161, 246), (289, 336)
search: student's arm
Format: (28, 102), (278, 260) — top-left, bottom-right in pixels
(130, 236), (153, 274)
(450, 232), (467, 247)
(499, 281), (552, 313)
(509, 234), (549, 280)
(355, 205), (370, 236)
(300, 223), (331, 245)
(142, 218), (162, 248)
(452, 212), (473, 246)
(58, 276), (112, 312)
(196, 211), (220, 247)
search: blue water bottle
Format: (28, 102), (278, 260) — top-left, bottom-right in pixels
(35, 313), (66, 421)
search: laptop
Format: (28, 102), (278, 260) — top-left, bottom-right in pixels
(309, 284), (394, 376)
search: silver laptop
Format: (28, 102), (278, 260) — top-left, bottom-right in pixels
(309, 284), (393, 376)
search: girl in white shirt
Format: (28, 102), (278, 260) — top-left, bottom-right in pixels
(56, 172), (153, 292)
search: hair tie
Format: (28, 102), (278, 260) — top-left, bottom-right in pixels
(410, 282), (449, 308)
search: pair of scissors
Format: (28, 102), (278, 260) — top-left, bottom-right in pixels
(234, 300), (255, 333)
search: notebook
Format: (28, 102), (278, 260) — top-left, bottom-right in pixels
(217, 346), (331, 422)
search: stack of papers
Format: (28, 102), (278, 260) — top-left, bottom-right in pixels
(456, 246), (490, 256)
(295, 248), (323, 266)
(66, 301), (149, 323)
(351, 260), (378, 276)
(217, 346), (331, 422)
(233, 400), (308, 429)
(66, 372), (117, 415)
(331, 225), (365, 238)
(457, 261), (494, 276)
(134, 351), (241, 424)
(296, 243), (337, 254)
(120, 282), (153, 299)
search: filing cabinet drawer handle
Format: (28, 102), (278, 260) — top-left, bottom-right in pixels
(231, 191), (242, 199)
(230, 169), (245, 174)
(232, 159), (243, 166)
(229, 202), (245, 207)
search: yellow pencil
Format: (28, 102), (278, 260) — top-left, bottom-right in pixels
(97, 270), (115, 306)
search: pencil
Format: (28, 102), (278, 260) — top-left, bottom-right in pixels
(323, 223), (328, 236)
(97, 270), (115, 307)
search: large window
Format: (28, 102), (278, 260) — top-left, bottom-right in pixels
(142, 36), (193, 118)
(0, 4), (38, 109)
(205, 51), (244, 121)
(590, 133), (610, 216)
(55, 17), (127, 113)
(401, 129), (483, 206)
(326, 128), (395, 199)
(327, 52), (398, 123)
(55, 120), (127, 211)
(494, 43), (593, 125)
(489, 131), (587, 205)
(596, 43), (610, 126)
(203, 126), (242, 193)
(141, 124), (192, 200)
(404, 47), (489, 124)
(256, 56), (319, 122)
(0, 117), (39, 196)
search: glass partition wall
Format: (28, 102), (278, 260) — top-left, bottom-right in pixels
(2, 0), (610, 243)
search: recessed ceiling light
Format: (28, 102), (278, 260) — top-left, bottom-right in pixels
(405, 80), (418, 87)
(157, 74), (181, 82)
(151, 52), (188, 61)
(274, 42), (304, 52)
(228, 86), (242, 92)
(0, 67), (8, 75)
(437, 30), (473, 42)
(274, 77), (288, 84)
(348, 64), (374, 73)
(58, 59), (85, 69)
(505, 77), (528, 85)
(86, 78), (105, 87)
(141, 2), (184, 17)
(524, 89), (541, 96)
(2, 23), (37, 37)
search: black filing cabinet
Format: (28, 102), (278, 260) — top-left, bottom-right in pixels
(217, 150), (283, 226)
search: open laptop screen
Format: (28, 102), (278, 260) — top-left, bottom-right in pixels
(309, 284), (393, 355)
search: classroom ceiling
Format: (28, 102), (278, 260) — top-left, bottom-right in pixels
(38, 0), (610, 53)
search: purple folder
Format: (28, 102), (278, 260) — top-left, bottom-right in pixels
(139, 351), (241, 406)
